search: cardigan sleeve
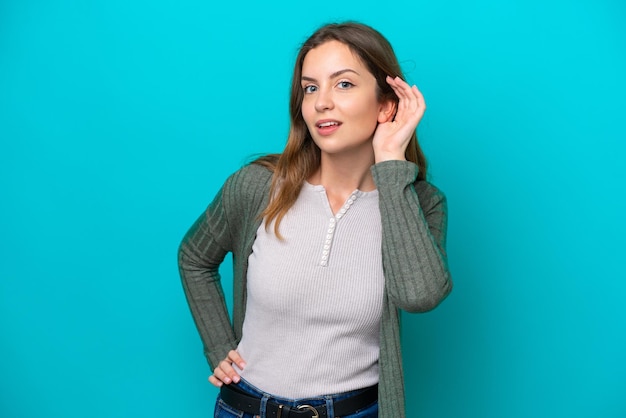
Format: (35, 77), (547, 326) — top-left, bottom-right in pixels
(371, 160), (452, 312)
(177, 177), (238, 369)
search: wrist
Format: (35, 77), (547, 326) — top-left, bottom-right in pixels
(374, 152), (406, 164)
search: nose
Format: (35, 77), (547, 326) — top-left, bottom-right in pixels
(314, 87), (334, 112)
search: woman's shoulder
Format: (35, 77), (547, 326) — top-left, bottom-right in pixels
(221, 157), (275, 203)
(228, 161), (273, 183)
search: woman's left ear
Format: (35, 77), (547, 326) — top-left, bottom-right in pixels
(378, 100), (397, 123)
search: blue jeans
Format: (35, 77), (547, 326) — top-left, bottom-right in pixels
(214, 378), (378, 418)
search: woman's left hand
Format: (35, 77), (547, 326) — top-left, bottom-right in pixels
(372, 76), (426, 163)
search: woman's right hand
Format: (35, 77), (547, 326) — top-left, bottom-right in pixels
(208, 350), (247, 387)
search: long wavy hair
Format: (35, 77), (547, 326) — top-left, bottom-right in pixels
(255, 22), (428, 237)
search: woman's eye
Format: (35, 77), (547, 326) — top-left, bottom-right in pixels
(338, 81), (354, 89)
(303, 85), (317, 94)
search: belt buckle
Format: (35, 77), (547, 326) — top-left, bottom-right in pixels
(297, 404), (319, 418)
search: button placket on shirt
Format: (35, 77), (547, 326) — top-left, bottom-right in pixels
(320, 192), (359, 267)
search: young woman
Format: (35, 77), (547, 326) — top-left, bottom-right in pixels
(178, 22), (452, 418)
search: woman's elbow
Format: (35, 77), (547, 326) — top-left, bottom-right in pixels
(394, 278), (453, 313)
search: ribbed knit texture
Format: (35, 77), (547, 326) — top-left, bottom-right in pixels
(178, 160), (452, 417)
(237, 183), (384, 397)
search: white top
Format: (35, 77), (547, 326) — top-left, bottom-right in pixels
(236, 182), (385, 398)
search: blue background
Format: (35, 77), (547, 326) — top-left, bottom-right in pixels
(1, 1), (625, 417)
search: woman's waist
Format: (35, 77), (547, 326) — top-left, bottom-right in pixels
(235, 340), (379, 398)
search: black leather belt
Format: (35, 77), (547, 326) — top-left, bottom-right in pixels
(220, 383), (378, 418)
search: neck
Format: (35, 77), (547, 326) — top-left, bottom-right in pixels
(309, 147), (376, 193)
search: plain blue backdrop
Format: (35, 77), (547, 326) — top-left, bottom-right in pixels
(1, 0), (625, 417)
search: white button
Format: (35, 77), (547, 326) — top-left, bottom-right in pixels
(326, 235), (332, 241)
(321, 261), (327, 266)
(329, 218), (336, 224)
(323, 250), (329, 256)
(347, 199), (354, 204)
(323, 245), (329, 250)
(322, 255), (328, 260)
(351, 194), (357, 200)
(336, 213), (343, 219)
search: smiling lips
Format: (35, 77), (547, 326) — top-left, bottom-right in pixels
(316, 119), (342, 136)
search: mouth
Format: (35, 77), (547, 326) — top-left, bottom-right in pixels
(317, 121), (340, 128)
(315, 120), (342, 136)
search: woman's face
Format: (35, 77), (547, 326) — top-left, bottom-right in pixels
(300, 40), (388, 158)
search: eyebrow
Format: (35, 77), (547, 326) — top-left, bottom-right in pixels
(301, 68), (360, 82)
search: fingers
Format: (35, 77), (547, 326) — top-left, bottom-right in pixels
(385, 76), (426, 122)
(412, 85), (426, 114)
(208, 350), (246, 388)
(208, 374), (224, 387)
(227, 350), (247, 370)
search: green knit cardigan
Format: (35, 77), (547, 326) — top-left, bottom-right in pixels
(178, 159), (452, 417)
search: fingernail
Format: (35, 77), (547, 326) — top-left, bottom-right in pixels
(224, 377), (231, 384)
(239, 362), (246, 369)
(233, 376), (240, 383)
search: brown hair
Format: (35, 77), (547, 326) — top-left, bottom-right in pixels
(255, 22), (428, 237)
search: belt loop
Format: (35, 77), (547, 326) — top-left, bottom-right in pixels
(325, 395), (334, 418)
(260, 393), (269, 418)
